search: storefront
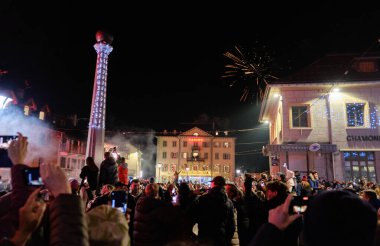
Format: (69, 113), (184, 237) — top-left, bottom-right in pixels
(342, 151), (377, 182)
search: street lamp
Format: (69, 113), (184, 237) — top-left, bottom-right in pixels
(157, 163), (162, 183)
(236, 169), (241, 176)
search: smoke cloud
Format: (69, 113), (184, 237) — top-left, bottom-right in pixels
(105, 129), (156, 178)
(0, 108), (58, 166)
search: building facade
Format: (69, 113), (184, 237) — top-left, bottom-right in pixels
(155, 127), (235, 183)
(104, 142), (142, 179)
(260, 54), (380, 183)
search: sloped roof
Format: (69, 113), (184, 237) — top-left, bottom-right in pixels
(179, 127), (213, 137)
(278, 53), (380, 83)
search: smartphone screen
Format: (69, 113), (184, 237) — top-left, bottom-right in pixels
(111, 190), (127, 214)
(289, 196), (308, 214)
(0, 135), (18, 167)
(24, 167), (44, 186)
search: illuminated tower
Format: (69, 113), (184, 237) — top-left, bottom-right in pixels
(86, 31), (113, 166)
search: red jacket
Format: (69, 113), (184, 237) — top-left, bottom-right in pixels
(118, 164), (129, 185)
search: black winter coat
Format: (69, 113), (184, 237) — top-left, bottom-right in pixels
(192, 187), (235, 246)
(80, 165), (99, 191)
(98, 157), (117, 187)
(133, 196), (179, 246)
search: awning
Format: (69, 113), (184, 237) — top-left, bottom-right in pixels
(262, 143), (338, 156)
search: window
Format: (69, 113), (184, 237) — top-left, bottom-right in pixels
(24, 106), (30, 116)
(214, 142), (220, 148)
(343, 151), (376, 182)
(172, 141), (177, 147)
(163, 164), (168, 172)
(203, 142), (209, 148)
(214, 164), (220, 173)
(215, 153), (219, 160)
(71, 159), (77, 169)
(193, 165), (198, 171)
(223, 153), (230, 160)
(60, 157), (66, 169)
(346, 103), (365, 127)
(204, 153), (208, 159)
(182, 152), (187, 159)
(357, 61), (377, 73)
(183, 141), (187, 147)
(171, 152), (177, 159)
(163, 152), (167, 159)
(224, 165), (230, 173)
(39, 111), (45, 120)
(291, 106), (309, 127)
(223, 142), (230, 148)
(163, 141), (167, 147)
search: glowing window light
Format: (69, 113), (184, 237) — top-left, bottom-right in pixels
(0, 96), (12, 109)
(24, 106), (29, 116)
(39, 111), (45, 120)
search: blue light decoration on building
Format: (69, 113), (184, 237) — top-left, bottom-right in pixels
(370, 105), (379, 129)
(343, 152), (350, 159)
(346, 103), (365, 127)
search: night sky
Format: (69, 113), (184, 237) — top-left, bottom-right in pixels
(1, 2), (380, 172)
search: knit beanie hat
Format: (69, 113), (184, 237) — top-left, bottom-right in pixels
(304, 190), (377, 246)
(86, 205), (130, 246)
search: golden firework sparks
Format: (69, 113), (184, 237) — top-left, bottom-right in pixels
(223, 45), (278, 102)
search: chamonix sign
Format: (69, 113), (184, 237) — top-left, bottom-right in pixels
(346, 136), (380, 141)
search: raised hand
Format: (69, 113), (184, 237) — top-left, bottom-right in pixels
(174, 171), (181, 177)
(7, 132), (29, 165)
(268, 195), (301, 231)
(10, 188), (47, 246)
(19, 188), (47, 233)
(40, 163), (71, 198)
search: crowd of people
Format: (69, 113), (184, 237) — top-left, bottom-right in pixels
(0, 133), (380, 245)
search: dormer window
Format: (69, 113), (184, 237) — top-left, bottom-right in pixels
(357, 61), (377, 72)
(193, 132), (199, 136)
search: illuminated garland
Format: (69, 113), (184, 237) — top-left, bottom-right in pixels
(346, 103), (364, 127)
(89, 43), (113, 128)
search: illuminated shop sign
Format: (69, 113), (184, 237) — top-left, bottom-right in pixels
(347, 136), (380, 141)
(189, 138), (203, 142)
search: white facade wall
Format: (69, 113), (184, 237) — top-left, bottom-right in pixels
(263, 83), (380, 183)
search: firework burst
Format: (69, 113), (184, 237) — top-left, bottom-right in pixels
(222, 45), (278, 102)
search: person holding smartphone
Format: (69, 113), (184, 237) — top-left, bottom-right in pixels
(261, 181), (302, 246)
(0, 133), (89, 245)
